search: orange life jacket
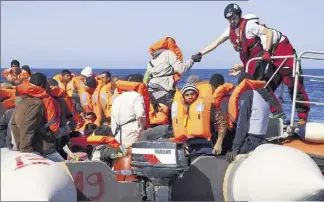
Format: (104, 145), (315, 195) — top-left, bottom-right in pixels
(86, 135), (120, 149)
(50, 86), (80, 123)
(79, 86), (94, 113)
(91, 80), (105, 126)
(2, 97), (16, 109)
(0, 88), (16, 101)
(2, 68), (19, 83)
(16, 82), (61, 133)
(212, 83), (235, 110)
(170, 82), (212, 142)
(53, 74), (74, 92)
(227, 79), (266, 129)
(2, 68), (30, 84)
(99, 83), (116, 120)
(149, 103), (169, 125)
(66, 75), (86, 97)
(149, 37), (183, 84)
(115, 80), (150, 129)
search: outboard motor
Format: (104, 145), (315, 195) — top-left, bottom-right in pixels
(131, 140), (188, 201)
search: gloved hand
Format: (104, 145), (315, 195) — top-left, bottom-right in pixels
(191, 52), (203, 62)
(225, 150), (238, 163)
(262, 50), (271, 62)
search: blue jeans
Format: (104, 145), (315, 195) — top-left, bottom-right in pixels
(43, 151), (65, 162)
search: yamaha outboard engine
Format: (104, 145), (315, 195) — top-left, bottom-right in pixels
(131, 140), (188, 201)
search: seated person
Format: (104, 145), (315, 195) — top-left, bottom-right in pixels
(90, 125), (121, 167)
(171, 83), (227, 161)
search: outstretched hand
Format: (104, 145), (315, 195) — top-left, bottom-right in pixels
(191, 52), (203, 62)
(229, 63), (244, 76)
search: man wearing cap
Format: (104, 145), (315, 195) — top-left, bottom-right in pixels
(79, 77), (98, 114)
(67, 66), (96, 112)
(11, 73), (65, 162)
(176, 83), (227, 156)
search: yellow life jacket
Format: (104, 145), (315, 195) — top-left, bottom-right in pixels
(170, 82), (212, 142)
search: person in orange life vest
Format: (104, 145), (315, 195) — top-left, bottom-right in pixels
(99, 75), (120, 126)
(79, 76), (97, 113)
(2, 60), (21, 84)
(173, 84), (227, 156)
(226, 73), (270, 162)
(68, 66), (95, 111)
(192, 4), (285, 120)
(93, 71), (112, 125)
(47, 78), (77, 133)
(11, 73), (65, 162)
(48, 79), (74, 159)
(76, 111), (97, 135)
(69, 66), (95, 93)
(146, 37), (201, 110)
(18, 65), (32, 83)
(53, 69), (73, 92)
(209, 74), (236, 155)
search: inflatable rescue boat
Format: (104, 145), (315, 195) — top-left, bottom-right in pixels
(56, 143), (324, 201)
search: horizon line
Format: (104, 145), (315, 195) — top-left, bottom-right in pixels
(7, 67), (324, 70)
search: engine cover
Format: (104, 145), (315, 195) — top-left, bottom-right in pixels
(131, 140), (188, 179)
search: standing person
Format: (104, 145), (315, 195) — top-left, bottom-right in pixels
(111, 77), (147, 148)
(192, 3), (310, 122)
(145, 37), (201, 109)
(226, 73), (270, 162)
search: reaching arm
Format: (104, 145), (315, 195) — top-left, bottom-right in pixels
(214, 109), (227, 142)
(169, 51), (194, 75)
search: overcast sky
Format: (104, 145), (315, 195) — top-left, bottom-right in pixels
(1, 0), (323, 69)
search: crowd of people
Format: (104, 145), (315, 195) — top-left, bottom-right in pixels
(0, 3), (309, 164)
